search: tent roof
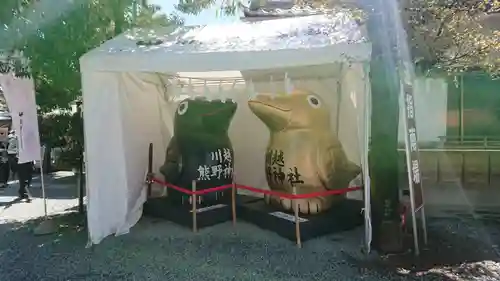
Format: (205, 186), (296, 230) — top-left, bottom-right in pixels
(81, 13), (371, 73)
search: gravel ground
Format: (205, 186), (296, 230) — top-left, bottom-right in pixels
(1, 174), (500, 281)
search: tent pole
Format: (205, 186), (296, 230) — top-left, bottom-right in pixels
(33, 148), (58, 236)
(147, 143), (153, 198)
(363, 63), (372, 254)
(76, 101), (84, 214)
(335, 64), (343, 137)
(351, 62), (373, 255)
(40, 154), (47, 218)
(459, 74), (464, 143)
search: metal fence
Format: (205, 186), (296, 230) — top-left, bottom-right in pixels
(399, 148), (500, 186)
(395, 136), (500, 186)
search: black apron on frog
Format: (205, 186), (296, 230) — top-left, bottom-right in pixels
(169, 135), (234, 205)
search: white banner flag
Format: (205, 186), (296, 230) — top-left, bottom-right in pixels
(0, 74), (41, 163)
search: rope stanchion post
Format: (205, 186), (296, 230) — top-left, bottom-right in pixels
(148, 178), (361, 236)
(231, 176), (237, 227)
(293, 186), (302, 248)
(147, 143), (153, 198)
(192, 180), (198, 232)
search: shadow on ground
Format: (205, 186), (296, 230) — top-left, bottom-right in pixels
(0, 209), (499, 281)
(344, 215), (500, 280)
(0, 171), (83, 200)
(0, 197), (31, 208)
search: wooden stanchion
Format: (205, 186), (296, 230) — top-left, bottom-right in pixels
(147, 143), (153, 198)
(231, 179), (237, 226)
(192, 180), (198, 233)
(293, 186), (302, 248)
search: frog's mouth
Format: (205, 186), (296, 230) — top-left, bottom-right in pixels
(248, 100), (291, 131)
(202, 105), (236, 117)
(202, 99), (237, 116)
(248, 100), (290, 112)
(202, 107), (230, 116)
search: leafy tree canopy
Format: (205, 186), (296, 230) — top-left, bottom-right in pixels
(0, 0), (183, 150)
(174, 0), (500, 75)
(404, 0), (500, 75)
(0, 0), (182, 113)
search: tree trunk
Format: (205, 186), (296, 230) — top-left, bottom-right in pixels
(367, 1), (403, 253)
(112, 0), (127, 35)
(369, 60), (403, 253)
(43, 143), (52, 173)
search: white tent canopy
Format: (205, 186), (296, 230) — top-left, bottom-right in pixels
(80, 12), (373, 247)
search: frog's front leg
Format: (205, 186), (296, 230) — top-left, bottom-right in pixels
(159, 137), (180, 181)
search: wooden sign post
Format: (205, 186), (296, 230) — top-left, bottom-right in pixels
(401, 81), (428, 256)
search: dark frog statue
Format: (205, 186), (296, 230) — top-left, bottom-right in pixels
(160, 97), (237, 205)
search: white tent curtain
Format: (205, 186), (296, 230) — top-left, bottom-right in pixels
(82, 71), (130, 242)
(82, 64), (371, 246)
(361, 63), (373, 252)
(79, 13), (372, 246)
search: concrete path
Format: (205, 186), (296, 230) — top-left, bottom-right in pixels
(0, 171), (79, 222)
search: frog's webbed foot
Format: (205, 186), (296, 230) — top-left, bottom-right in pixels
(280, 196), (334, 215)
(265, 186), (339, 214)
(264, 188), (334, 215)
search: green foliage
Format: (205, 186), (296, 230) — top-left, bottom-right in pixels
(176, 0), (217, 15)
(406, 0), (500, 75)
(0, 0), (182, 168)
(176, 0), (240, 17)
(38, 109), (82, 169)
(134, 3), (185, 27)
(186, 0), (500, 75)
(38, 110), (74, 147)
(0, 0), (182, 113)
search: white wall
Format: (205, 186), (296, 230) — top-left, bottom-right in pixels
(398, 77), (448, 143)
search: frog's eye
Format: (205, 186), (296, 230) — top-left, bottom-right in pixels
(177, 101), (188, 115)
(307, 95), (321, 108)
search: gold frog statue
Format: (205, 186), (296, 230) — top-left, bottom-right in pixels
(248, 90), (361, 215)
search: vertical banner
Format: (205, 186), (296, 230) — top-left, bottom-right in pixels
(401, 78), (427, 256)
(402, 83), (424, 211)
(0, 74), (41, 164)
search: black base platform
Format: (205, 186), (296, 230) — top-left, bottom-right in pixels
(143, 197), (232, 229)
(237, 196), (364, 241)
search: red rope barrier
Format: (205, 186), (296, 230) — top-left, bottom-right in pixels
(237, 184), (362, 199)
(151, 178), (193, 195)
(195, 184), (233, 195)
(151, 178), (233, 195)
(236, 184), (296, 199)
(150, 177), (362, 199)
(292, 186), (362, 199)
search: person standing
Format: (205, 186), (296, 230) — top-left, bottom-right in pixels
(17, 160), (33, 200)
(7, 130), (32, 200)
(0, 138), (9, 188)
(7, 130), (18, 182)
